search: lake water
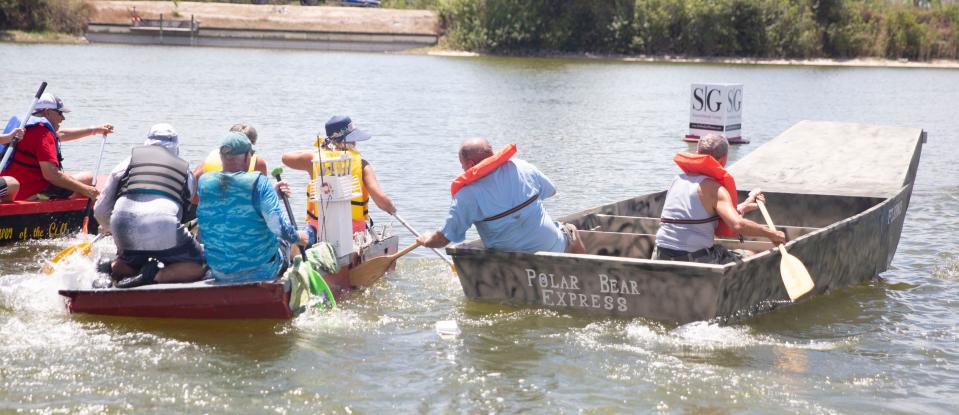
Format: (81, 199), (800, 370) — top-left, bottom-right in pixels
(1, 43), (957, 414)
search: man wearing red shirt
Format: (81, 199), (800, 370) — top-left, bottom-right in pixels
(1, 94), (113, 201)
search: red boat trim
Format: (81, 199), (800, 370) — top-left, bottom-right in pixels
(0, 198), (89, 216)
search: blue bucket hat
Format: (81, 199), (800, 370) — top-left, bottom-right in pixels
(325, 115), (370, 143)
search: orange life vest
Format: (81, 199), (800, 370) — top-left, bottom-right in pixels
(450, 144), (516, 197)
(672, 152), (738, 237)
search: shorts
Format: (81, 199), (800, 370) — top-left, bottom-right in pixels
(32, 183), (72, 200)
(0, 177), (8, 199)
(117, 237), (204, 271)
(654, 244), (744, 265)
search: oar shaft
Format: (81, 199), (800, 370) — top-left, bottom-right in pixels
(393, 214), (454, 267)
(756, 200), (788, 253)
(273, 172), (307, 260)
(81, 133), (108, 234)
(757, 200), (777, 232)
(1, 81), (47, 170)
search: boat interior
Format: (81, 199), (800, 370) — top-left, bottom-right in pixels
(554, 190), (888, 261)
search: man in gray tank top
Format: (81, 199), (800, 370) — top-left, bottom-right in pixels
(654, 134), (785, 264)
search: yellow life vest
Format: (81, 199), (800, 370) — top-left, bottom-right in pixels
(308, 149), (369, 225)
(202, 149), (258, 173)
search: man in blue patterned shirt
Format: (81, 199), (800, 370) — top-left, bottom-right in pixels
(197, 133), (304, 283)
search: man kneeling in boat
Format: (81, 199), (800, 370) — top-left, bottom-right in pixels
(417, 138), (585, 254)
(93, 124), (205, 288)
(654, 133), (785, 264)
(197, 133), (303, 283)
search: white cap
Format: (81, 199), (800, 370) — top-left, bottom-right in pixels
(144, 123), (179, 156)
(33, 93), (70, 113)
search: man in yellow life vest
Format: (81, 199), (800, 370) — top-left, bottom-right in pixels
(281, 115), (396, 247)
(193, 123), (267, 181)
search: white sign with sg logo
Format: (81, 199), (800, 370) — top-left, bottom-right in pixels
(686, 83), (748, 144)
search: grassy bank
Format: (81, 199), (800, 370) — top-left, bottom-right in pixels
(438, 0), (959, 61)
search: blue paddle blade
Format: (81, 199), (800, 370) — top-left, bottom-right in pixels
(3, 116), (20, 134)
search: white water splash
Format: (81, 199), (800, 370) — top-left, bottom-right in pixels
(626, 320), (851, 351)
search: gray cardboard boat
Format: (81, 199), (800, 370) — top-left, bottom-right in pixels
(447, 121), (926, 323)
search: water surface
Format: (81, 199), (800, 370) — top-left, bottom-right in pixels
(1, 43), (957, 413)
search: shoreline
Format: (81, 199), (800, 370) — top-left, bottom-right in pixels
(422, 48), (959, 69)
(4, 30), (957, 70)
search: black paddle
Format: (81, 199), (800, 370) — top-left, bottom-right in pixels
(271, 167), (336, 309)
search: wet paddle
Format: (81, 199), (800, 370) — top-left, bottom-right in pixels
(272, 167), (336, 309)
(42, 233), (108, 274)
(757, 200), (815, 301)
(349, 241), (420, 287)
(392, 213), (456, 272)
(80, 133), (108, 234)
(0, 81), (47, 171)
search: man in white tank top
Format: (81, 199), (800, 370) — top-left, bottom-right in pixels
(654, 134), (785, 264)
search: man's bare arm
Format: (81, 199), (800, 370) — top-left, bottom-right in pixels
(714, 185), (784, 244)
(281, 150), (313, 172)
(39, 162), (97, 198)
(362, 161), (396, 215)
(417, 230), (450, 248)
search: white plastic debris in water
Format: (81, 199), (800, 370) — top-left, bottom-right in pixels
(435, 320), (461, 339)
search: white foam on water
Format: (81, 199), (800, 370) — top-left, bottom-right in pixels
(626, 320), (850, 351)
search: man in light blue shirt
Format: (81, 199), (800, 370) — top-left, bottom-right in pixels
(417, 138), (584, 253)
(197, 133), (303, 283)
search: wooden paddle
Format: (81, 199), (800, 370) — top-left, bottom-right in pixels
(349, 241), (419, 287)
(757, 200), (815, 301)
(393, 213), (455, 268)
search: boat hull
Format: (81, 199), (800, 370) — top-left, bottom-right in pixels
(0, 198), (90, 244)
(58, 234), (399, 320)
(450, 120), (924, 323)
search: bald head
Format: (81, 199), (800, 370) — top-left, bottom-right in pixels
(458, 138), (494, 170)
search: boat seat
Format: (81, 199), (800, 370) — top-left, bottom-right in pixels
(583, 214), (820, 242)
(578, 230), (776, 260)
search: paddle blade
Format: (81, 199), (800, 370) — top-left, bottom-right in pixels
(43, 242), (93, 274)
(780, 251), (814, 301)
(348, 256), (396, 287)
(307, 268), (337, 310)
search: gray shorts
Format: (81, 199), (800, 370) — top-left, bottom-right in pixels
(0, 177), (7, 199)
(654, 244), (744, 264)
(117, 237), (204, 271)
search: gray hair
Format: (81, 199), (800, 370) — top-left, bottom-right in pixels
(697, 133), (729, 161)
(229, 123), (258, 145)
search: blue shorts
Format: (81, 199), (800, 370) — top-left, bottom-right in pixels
(117, 237), (204, 271)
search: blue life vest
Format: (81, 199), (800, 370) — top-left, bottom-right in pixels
(0, 116), (21, 172)
(197, 172), (279, 276)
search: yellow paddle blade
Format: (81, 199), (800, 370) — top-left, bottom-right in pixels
(42, 241), (93, 275)
(780, 250), (814, 301)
